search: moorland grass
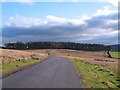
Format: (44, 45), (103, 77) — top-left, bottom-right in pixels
(109, 51), (120, 59)
(1, 59), (40, 76)
(68, 58), (119, 88)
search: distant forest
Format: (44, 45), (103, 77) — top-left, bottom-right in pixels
(3, 42), (112, 51)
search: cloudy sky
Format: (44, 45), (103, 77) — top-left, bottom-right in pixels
(1, 0), (119, 45)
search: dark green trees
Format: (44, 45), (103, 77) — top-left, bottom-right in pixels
(4, 41), (112, 51)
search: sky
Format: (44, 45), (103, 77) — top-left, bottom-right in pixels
(1, 0), (119, 45)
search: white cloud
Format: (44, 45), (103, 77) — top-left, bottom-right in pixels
(45, 15), (67, 26)
(78, 37), (94, 41)
(6, 15), (41, 28)
(45, 15), (85, 26)
(100, 0), (119, 7)
(106, 20), (117, 25)
(5, 15), (86, 27)
(93, 6), (117, 17)
(2, 6), (118, 44)
(69, 19), (84, 25)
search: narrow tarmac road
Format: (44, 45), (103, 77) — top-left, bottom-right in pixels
(2, 56), (83, 88)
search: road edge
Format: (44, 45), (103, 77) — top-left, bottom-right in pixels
(66, 57), (85, 88)
(2, 56), (49, 79)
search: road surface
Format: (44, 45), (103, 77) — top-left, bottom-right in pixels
(2, 56), (83, 88)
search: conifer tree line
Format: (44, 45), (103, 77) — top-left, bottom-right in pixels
(4, 42), (112, 51)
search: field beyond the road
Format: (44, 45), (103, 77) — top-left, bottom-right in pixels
(1, 49), (119, 88)
(109, 51), (120, 59)
(0, 49), (48, 77)
(53, 49), (119, 88)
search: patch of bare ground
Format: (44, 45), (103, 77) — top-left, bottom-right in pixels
(53, 49), (118, 71)
(0, 49), (48, 63)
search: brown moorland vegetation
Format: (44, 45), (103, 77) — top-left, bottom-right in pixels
(53, 49), (118, 71)
(0, 49), (48, 63)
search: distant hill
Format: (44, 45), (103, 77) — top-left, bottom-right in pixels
(110, 44), (120, 51)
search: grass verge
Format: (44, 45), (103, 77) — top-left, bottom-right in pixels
(1, 59), (40, 78)
(109, 51), (120, 59)
(68, 58), (119, 88)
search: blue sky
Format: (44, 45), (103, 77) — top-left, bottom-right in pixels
(1, 1), (118, 45)
(2, 2), (115, 24)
